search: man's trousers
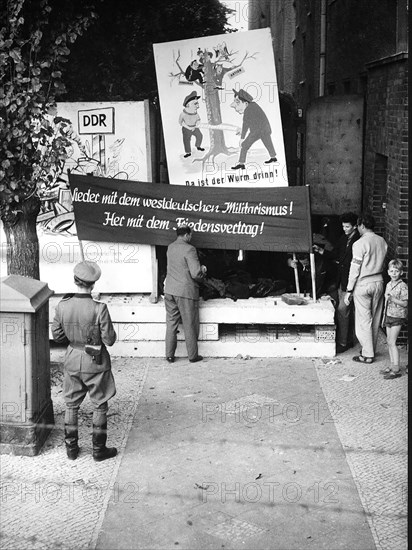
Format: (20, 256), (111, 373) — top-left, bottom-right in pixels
(165, 294), (199, 360)
(353, 281), (384, 358)
(336, 287), (355, 347)
(239, 132), (276, 163)
(182, 127), (203, 154)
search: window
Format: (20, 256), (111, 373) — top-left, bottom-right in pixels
(327, 82), (336, 95)
(343, 80), (351, 94)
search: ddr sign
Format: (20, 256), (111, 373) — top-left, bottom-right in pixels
(78, 107), (115, 134)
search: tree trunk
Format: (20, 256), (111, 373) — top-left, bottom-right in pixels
(201, 55), (229, 160)
(2, 195), (41, 279)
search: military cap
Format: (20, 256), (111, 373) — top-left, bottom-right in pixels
(73, 261), (101, 283)
(183, 91), (201, 107)
(233, 88), (254, 103)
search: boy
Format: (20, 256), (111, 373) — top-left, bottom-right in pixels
(381, 259), (408, 379)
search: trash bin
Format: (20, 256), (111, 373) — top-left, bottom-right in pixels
(0, 275), (54, 456)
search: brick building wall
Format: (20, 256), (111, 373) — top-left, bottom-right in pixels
(364, 54), (408, 271)
(325, 0), (396, 95)
(363, 53), (408, 343)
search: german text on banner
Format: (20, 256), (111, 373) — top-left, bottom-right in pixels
(69, 174), (312, 252)
(153, 28), (288, 187)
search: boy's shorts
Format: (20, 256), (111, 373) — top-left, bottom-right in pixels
(383, 315), (406, 328)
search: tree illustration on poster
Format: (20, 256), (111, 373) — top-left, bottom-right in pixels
(171, 45), (257, 167)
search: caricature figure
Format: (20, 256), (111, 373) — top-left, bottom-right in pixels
(178, 91), (205, 158)
(230, 88), (277, 170)
(215, 42), (230, 61)
(185, 60), (204, 85)
(213, 63), (232, 89)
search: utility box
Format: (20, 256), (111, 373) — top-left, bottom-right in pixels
(0, 275), (54, 456)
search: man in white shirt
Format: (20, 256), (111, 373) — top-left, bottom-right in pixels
(344, 213), (388, 363)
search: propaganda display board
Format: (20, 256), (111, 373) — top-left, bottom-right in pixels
(69, 174), (312, 253)
(153, 28), (288, 188)
(33, 101), (154, 293)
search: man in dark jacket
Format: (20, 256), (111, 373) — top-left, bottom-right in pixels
(230, 88), (277, 170)
(314, 212), (360, 353)
(164, 225), (207, 363)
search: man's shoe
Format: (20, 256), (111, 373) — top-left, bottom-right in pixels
(166, 356), (175, 363)
(352, 355), (374, 364)
(231, 163), (245, 170)
(196, 147), (205, 151)
(184, 153), (191, 158)
(264, 157), (277, 164)
(189, 355), (203, 363)
(336, 344), (348, 354)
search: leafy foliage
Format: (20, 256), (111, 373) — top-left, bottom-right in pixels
(0, 0), (232, 222)
(0, 0), (96, 223)
(63, 0), (233, 102)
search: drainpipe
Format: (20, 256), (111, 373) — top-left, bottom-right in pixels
(319, 0), (326, 96)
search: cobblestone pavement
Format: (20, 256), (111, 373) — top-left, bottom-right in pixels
(313, 333), (408, 550)
(0, 356), (148, 550)
(0, 335), (408, 550)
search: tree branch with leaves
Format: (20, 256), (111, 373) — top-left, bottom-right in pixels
(0, 0), (96, 277)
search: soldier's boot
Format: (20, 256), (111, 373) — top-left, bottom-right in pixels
(92, 423), (117, 462)
(64, 424), (79, 460)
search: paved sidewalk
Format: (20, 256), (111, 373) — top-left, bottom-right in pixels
(314, 333), (408, 550)
(0, 335), (407, 550)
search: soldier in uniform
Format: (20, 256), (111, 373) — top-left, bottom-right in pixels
(51, 261), (117, 461)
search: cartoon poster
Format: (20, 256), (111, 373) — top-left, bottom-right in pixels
(37, 101), (151, 233)
(11, 101), (154, 294)
(153, 28), (288, 188)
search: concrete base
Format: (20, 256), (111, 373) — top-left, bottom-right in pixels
(111, 325), (335, 357)
(0, 399), (54, 456)
(50, 294), (337, 358)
